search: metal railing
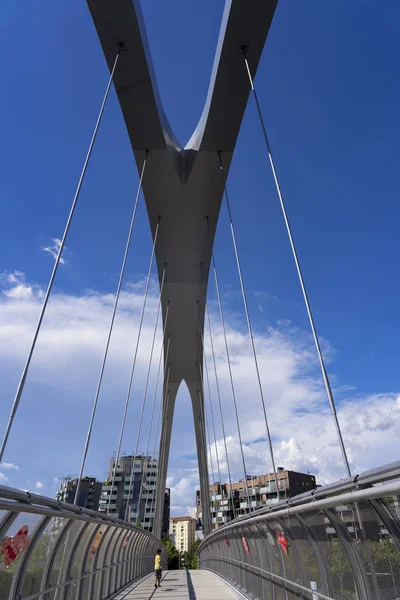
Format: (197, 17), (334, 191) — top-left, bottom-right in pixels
(198, 461), (400, 600)
(0, 486), (165, 600)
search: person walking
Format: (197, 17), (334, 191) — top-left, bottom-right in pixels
(154, 548), (162, 588)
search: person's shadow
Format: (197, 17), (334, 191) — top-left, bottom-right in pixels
(185, 570), (197, 600)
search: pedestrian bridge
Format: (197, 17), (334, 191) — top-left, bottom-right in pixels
(115, 570), (244, 599)
(1, 463), (400, 600)
(1, 0), (399, 599)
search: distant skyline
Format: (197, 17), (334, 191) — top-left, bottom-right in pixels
(1, 0), (400, 516)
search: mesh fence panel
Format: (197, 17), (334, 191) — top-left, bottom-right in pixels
(93, 526), (117, 599)
(21, 517), (56, 597)
(275, 517), (301, 585)
(68, 522), (97, 581)
(343, 499), (400, 600)
(291, 515), (322, 591)
(258, 521), (285, 600)
(0, 511), (42, 600)
(80, 525), (111, 599)
(103, 529), (121, 593)
(308, 509), (357, 600)
(64, 522), (98, 600)
(45, 519), (85, 600)
(246, 524), (263, 600)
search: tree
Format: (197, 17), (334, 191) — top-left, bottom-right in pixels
(186, 540), (201, 570)
(327, 541), (353, 598)
(161, 536), (179, 569)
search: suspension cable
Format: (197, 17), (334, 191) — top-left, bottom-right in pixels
(107, 219), (161, 514)
(197, 360), (216, 492)
(137, 305), (170, 526)
(124, 271), (167, 521)
(202, 343), (223, 496)
(150, 365), (171, 532)
(197, 387), (215, 530)
(212, 255), (251, 513)
(146, 338), (171, 527)
(242, 50), (351, 477)
(146, 339), (170, 529)
(197, 322), (223, 499)
(199, 353), (221, 531)
(200, 384), (216, 500)
(0, 46), (123, 464)
(218, 152), (279, 501)
(74, 155), (148, 504)
(205, 303), (236, 519)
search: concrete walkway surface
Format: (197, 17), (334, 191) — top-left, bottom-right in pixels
(114, 569), (246, 600)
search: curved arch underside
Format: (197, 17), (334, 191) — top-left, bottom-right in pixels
(88, 0), (278, 536)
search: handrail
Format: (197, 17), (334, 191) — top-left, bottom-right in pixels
(199, 463), (400, 600)
(0, 486), (165, 600)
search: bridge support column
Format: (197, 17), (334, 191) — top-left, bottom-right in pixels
(153, 382), (178, 539)
(153, 380), (211, 539)
(187, 381), (212, 537)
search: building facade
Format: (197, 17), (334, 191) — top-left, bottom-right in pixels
(196, 468), (317, 529)
(56, 477), (102, 510)
(98, 455), (170, 535)
(169, 517), (196, 553)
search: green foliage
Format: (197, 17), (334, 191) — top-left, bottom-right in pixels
(162, 536), (179, 569)
(135, 521), (142, 528)
(186, 540), (200, 569)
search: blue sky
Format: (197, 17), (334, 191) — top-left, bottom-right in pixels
(1, 0), (400, 514)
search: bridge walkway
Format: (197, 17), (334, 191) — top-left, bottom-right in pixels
(114, 569), (245, 600)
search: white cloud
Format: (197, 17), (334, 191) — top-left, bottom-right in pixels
(41, 238), (67, 265)
(35, 481), (44, 489)
(0, 271), (26, 285)
(0, 472), (8, 482)
(0, 462), (19, 470)
(4, 284), (34, 300)
(0, 270), (398, 514)
(1, 271), (43, 301)
(167, 469), (200, 516)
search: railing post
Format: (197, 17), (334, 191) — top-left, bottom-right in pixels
(296, 513), (334, 598)
(76, 523), (102, 600)
(98, 527), (122, 599)
(58, 521), (90, 600)
(278, 516), (307, 600)
(86, 525), (112, 598)
(40, 519), (74, 599)
(324, 508), (371, 600)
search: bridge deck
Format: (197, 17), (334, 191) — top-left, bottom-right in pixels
(115, 570), (245, 600)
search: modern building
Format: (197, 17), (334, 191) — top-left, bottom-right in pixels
(169, 516), (196, 553)
(98, 455), (170, 534)
(56, 477), (102, 510)
(196, 468), (317, 529)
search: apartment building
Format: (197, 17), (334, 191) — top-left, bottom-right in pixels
(98, 455), (170, 535)
(196, 468), (317, 528)
(56, 476), (102, 510)
(169, 516), (196, 553)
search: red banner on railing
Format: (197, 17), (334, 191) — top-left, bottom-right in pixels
(275, 527), (289, 554)
(242, 536), (250, 555)
(1, 525), (30, 567)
